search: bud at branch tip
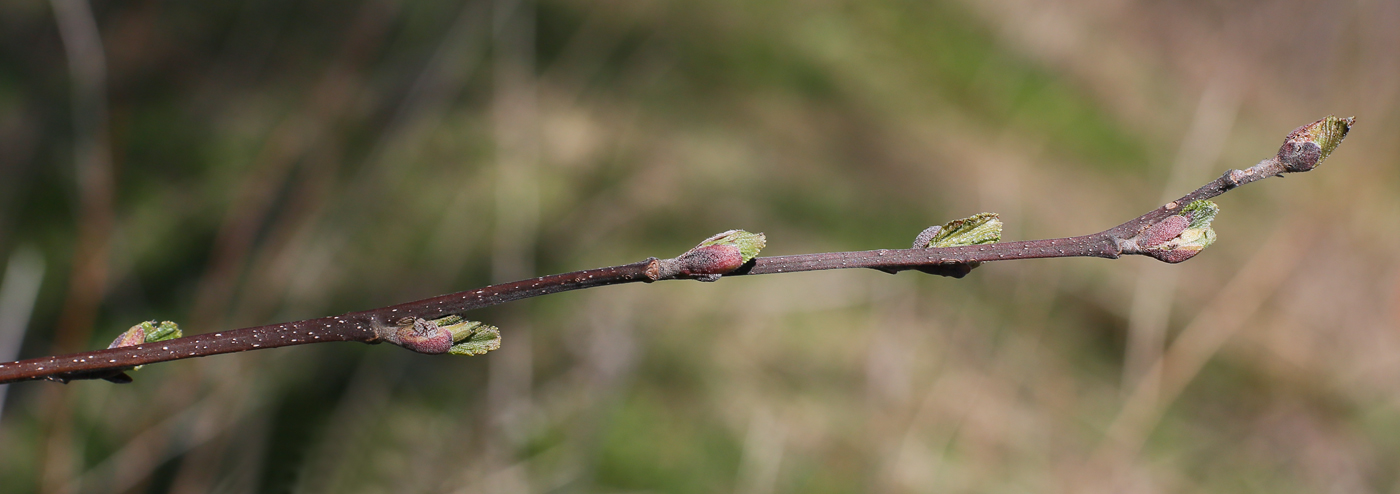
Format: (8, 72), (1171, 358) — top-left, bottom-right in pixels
(1277, 115), (1353, 173)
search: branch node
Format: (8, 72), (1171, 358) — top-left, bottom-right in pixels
(1223, 169), (1247, 188)
(644, 257), (661, 281)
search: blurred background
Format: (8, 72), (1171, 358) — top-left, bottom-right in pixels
(0, 0), (1397, 492)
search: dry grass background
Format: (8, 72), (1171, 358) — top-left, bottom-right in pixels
(1, 0), (1398, 492)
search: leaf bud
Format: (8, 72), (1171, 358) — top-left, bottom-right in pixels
(1277, 115), (1353, 172)
(1135, 200), (1219, 263)
(107, 320), (183, 349)
(674, 230), (766, 279)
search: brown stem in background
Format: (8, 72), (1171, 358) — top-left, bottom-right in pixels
(0, 116), (1353, 385)
(188, 0), (400, 331)
(50, 0), (116, 357)
(42, 1), (118, 492)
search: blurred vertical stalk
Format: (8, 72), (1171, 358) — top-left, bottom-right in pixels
(1097, 221), (1310, 478)
(49, 0), (114, 358)
(175, 3), (400, 493)
(45, 1), (114, 492)
(0, 247), (45, 422)
(736, 408), (787, 494)
(1122, 80), (1238, 397)
(188, 0), (397, 330)
(363, 0), (489, 285)
(488, 0), (538, 487)
(491, 0), (540, 285)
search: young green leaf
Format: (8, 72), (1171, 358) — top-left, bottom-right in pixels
(922, 213), (1003, 248)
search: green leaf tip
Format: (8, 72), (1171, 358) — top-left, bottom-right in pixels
(438, 314), (500, 356)
(695, 229), (766, 263)
(1278, 115), (1353, 172)
(449, 323), (500, 356)
(1181, 200), (1219, 231)
(436, 314), (496, 351)
(108, 320), (182, 349)
(921, 213), (1003, 248)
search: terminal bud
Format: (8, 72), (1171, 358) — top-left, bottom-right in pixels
(1277, 115), (1353, 173)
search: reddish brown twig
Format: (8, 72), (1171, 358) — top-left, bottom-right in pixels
(0, 116), (1353, 385)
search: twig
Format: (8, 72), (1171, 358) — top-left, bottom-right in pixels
(0, 116), (1353, 385)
